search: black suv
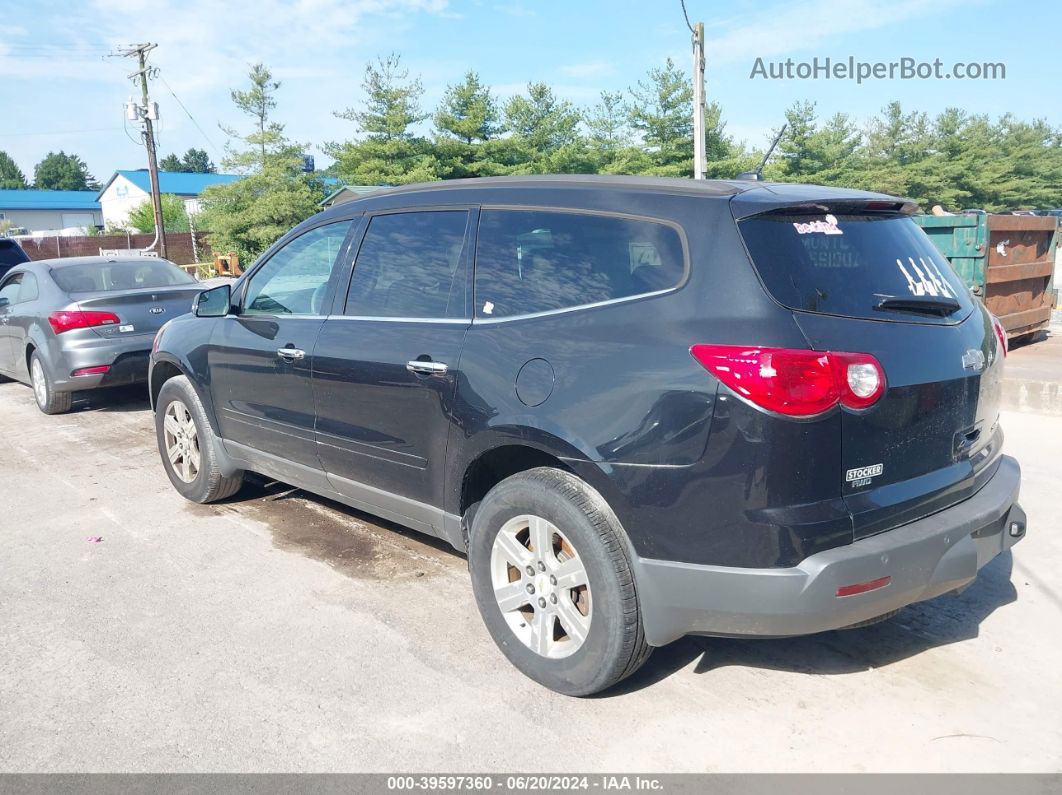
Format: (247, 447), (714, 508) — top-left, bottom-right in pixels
(0, 238), (30, 281)
(150, 176), (1025, 696)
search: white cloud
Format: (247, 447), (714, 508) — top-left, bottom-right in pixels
(496, 3), (536, 17)
(706, 0), (967, 64)
(558, 61), (615, 80)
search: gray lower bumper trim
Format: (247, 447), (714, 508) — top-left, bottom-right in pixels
(634, 455), (1024, 647)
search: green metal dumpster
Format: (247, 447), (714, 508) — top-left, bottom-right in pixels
(914, 214), (1059, 340)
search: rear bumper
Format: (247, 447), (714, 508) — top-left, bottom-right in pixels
(634, 454), (1024, 646)
(52, 335), (154, 392)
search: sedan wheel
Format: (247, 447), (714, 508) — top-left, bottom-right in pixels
(490, 514), (592, 659)
(31, 358), (47, 406)
(163, 399), (201, 483)
(29, 352), (72, 414)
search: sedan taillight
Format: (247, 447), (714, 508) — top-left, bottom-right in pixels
(690, 345), (886, 417)
(47, 311), (121, 334)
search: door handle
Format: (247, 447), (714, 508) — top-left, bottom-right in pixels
(406, 359), (448, 375)
(277, 347), (306, 361)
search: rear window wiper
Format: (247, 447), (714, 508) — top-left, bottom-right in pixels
(874, 294), (961, 316)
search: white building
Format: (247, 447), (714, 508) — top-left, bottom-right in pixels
(96, 170), (241, 229)
(0, 189), (102, 234)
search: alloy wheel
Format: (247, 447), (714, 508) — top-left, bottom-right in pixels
(490, 514), (592, 659)
(30, 359), (47, 407)
(163, 400), (201, 483)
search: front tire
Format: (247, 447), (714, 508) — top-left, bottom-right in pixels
(30, 352), (72, 415)
(155, 375), (243, 503)
(468, 467), (651, 696)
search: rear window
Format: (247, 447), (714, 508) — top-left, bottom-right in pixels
(738, 213), (974, 322)
(0, 240), (29, 267)
(52, 260), (196, 293)
(474, 210), (685, 318)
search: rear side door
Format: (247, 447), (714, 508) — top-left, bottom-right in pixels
(208, 219), (354, 469)
(0, 272), (22, 372)
(4, 271), (39, 372)
(738, 208), (1003, 538)
(312, 208), (473, 516)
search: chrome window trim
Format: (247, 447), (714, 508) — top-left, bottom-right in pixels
(472, 205), (690, 323)
(470, 287), (676, 325)
(325, 315), (471, 324)
(233, 313), (471, 324)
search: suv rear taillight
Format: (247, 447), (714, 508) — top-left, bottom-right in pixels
(991, 315), (1008, 358)
(47, 311), (120, 335)
(690, 345), (886, 417)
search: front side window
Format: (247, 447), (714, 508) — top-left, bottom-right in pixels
(243, 221), (352, 317)
(474, 210), (686, 319)
(344, 211), (469, 318)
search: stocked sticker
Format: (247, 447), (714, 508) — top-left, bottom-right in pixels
(793, 213), (843, 235)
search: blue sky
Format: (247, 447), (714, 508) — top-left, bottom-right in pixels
(0, 0), (1057, 183)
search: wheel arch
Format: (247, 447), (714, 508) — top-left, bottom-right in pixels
(454, 430), (632, 554)
(149, 353), (222, 437)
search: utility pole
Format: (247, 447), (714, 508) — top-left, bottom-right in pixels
(117, 43), (167, 258)
(692, 21), (706, 180)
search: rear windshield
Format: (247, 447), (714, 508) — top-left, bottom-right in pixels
(52, 260), (196, 293)
(738, 213), (974, 322)
(0, 240), (29, 267)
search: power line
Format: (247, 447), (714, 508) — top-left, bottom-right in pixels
(0, 127), (120, 137)
(680, 0), (694, 33)
(156, 72), (223, 159)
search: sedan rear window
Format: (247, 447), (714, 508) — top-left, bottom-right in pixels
(52, 259), (196, 293)
(738, 213), (974, 323)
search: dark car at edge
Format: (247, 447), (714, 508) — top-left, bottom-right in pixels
(148, 175), (1026, 696)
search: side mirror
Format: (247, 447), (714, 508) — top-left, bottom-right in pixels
(194, 284), (231, 318)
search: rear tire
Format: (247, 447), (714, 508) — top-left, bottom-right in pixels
(155, 375), (243, 503)
(468, 467), (651, 696)
(30, 352), (72, 415)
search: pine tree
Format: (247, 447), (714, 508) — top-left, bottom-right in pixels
(33, 151), (98, 190)
(625, 59), (694, 175)
(326, 54), (437, 185)
(0, 151), (27, 189)
(159, 153), (184, 172)
(181, 148), (215, 173)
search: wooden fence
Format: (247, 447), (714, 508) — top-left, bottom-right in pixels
(15, 232), (210, 266)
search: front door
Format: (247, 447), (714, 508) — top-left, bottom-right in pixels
(208, 219), (354, 469)
(313, 209), (473, 516)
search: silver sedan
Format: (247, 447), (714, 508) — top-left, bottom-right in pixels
(0, 256), (206, 414)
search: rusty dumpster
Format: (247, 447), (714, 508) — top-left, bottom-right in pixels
(914, 214), (1059, 340)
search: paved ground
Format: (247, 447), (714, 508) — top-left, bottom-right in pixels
(1001, 332), (1062, 415)
(0, 376), (1059, 773)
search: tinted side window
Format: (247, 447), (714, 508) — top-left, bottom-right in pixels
(0, 274), (21, 305)
(474, 210), (685, 318)
(344, 211), (469, 318)
(18, 272), (38, 303)
(243, 221), (352, 317)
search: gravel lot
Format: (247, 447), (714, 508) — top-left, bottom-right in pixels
(0, 371), (1059, 773)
